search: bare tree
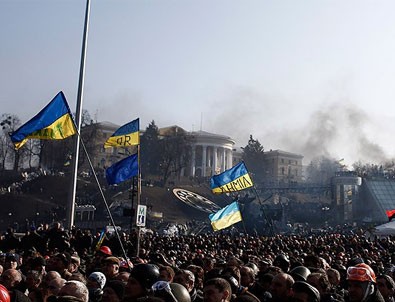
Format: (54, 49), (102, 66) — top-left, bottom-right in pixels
(0, 114), (21, 171)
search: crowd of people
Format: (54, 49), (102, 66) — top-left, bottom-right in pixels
(0, 221), (393, 302)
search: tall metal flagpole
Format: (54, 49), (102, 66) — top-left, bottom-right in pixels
(66, 0), (91, 229)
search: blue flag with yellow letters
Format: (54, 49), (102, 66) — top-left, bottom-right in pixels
(104, 118), (139, 148)
(210, 162), (253, 194)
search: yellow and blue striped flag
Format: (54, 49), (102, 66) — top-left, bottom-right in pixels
(209, 201), (242, 231)
(95, 228), (107, 250)
(210, 162), (253, 194)
(104, 118), (139, 148)
(10, 91), (76, 149)
(106, 153), (138, 185)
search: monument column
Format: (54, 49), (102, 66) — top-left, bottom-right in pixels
(227, 149), (233, 169)
(212, 147), (218, 175)
(190, 145), (196, 176)
(222, 148), (226, 172)
(202, 145), (207, 177)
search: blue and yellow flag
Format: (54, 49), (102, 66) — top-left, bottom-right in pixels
(106, 153), (139, 185)
(104, 118), (139, 148)
(210, 162), (253, 194)
(209, 201), (242, 231)
(95, 228), (107, 250)
(10, 91), (76, 149)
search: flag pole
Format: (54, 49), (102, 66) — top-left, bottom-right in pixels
(66, 0), (91, 230)
(242, 161), (275, 236)
(135, 144), (141, 257)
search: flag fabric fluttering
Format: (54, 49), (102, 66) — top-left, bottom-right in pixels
(104, 118), (139, 148)
(10, 91), (76, 149)
(106, 153), (138, 185)
(209, 201), (242, 231)
(210, 162), (253, 194)
(386, 209), (395, 221)
(95, 228), (107, 250)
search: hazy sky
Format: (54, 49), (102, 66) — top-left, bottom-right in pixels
(2, 0), (395, 167)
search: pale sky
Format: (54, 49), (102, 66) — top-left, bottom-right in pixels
(2, 0), (395, 167)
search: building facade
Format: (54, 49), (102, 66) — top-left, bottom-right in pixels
(262, 150), (304, 186)
(183, 130), (235, 177)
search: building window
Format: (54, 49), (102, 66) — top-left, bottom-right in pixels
(281, 167), (285, 175)
(281, 159), (284, 163)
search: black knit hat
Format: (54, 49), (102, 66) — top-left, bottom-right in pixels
(104, 280), (125, 300)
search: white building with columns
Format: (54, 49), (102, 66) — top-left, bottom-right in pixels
(183, 130), (236, 177)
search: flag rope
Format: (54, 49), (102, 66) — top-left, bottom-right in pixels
(77, 131), (130, 266)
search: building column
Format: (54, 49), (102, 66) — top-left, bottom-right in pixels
(212, 147), (218, 175)
(190, 145), (196, 176)
(202, 145), (207, 177)
(222, 148), (226, 172)
(227, 149), (233, 169)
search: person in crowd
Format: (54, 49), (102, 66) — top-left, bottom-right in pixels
(1, 269), (30, 302)
(159, 266), (175, 283)
(25, 270), (44, 301)
(203, 278), (232, 302)
(346, 263), (384, 302)
(87, 272), (106, 302)
(269, 273), (295, 302)
(46, 253), (72, 280)
(377, 275), (395, 302)
(102, 280), (124, 302)
(173, 269), (202, 302)
(292, 281), (320, 302)
(57, 280), (89, 302)
(123, 263), (160, 301)
(4, 255), (19, 271)
(101, 257), (120, 283)
(47, 223), (70, 253)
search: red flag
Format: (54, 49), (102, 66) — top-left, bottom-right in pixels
(386, 210), (395, 221)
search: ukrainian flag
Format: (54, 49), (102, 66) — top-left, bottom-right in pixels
(209, 201), (242, 231)
(210, 162), (253, 194)
(104, 118), (139, 148)
(10, 91), (76, 149)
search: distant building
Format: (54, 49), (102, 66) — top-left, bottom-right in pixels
(46, 122), (305, 186)
(331, 172), (362, 223)
(356, 178), (395, 223)
(262, 150), (304, 186)
(183, 130), (235, 177)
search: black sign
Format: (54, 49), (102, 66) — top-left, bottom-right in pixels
(173, 189), (221, 213)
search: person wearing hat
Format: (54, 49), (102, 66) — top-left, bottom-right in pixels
(86, 246), (112, 276)
(377, 275), (395, 302)
(102, 280), (125, 302)
(291, 281), (320, 302)
(30, 256), (46, 275)
(123, 263), (160, 301)
(101, 257), (120, 283)
(4, 254), (19, 271)
(87, 272), (106, 302)
(57, 280), (89, 302)
(46, 253), (73, 280)
(347, 263), (384, 302)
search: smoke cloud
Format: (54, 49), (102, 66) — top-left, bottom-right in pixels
(205, 88), (392, 167)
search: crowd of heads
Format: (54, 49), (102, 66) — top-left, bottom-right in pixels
(0, 222), (394, 302)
